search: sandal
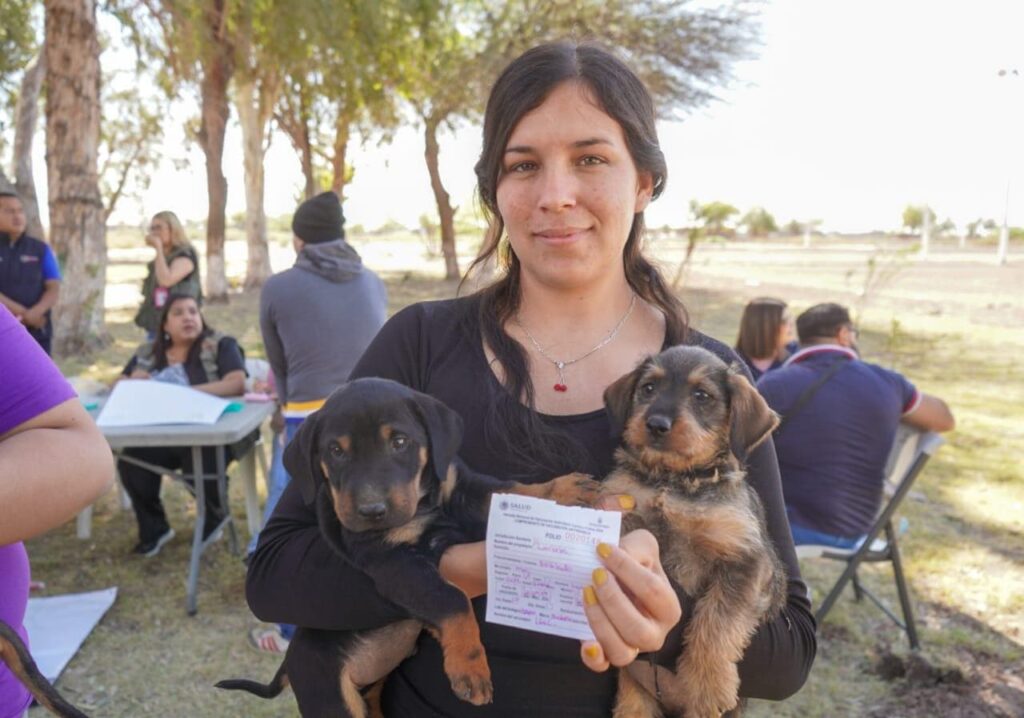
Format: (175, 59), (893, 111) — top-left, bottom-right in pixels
(248, 626), (290, 655)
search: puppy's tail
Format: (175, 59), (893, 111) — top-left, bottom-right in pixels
(0, 620), (90, 718)
(215, 662), (289, 699)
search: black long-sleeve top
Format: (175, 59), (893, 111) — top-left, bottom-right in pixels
(246, 297), (816, 717)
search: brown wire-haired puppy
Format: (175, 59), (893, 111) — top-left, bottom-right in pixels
(602, 346), (787, 718)
(0, 621), (89, 717)
(218, 378), (599, 717)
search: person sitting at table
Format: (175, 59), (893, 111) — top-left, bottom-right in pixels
(117, 293), (248, 557)
(735, 297), (797, 382)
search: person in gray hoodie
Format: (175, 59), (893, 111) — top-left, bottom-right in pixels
(248, 190), (388, 653)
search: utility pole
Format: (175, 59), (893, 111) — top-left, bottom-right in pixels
(997, 68), (1019, 266)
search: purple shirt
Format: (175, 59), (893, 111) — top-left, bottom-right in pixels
(0, 306), (75, 717)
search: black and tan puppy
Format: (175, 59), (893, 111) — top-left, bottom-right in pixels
(601, 346), (787, 718)
(217, 378), (598, 717)
(0, 620), (89, 717)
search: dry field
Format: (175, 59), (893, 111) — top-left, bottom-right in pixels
(27, 230), (1024, 716)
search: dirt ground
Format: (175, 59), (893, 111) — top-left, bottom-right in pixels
(26, 231), (1024, 717)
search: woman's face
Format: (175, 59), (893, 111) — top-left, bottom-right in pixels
(496, 81), (653, 292)
(148, 217), (173, 250)
(163, 299), (203, 345)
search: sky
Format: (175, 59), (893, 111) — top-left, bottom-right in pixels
(92, 1), (1024, 233)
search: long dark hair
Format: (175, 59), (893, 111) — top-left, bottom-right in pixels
(461, 41), (690, 476)
(736, 297), (788, 360)
(150, 293), (214, 371)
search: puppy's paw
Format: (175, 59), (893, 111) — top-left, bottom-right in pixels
(678, 659), (739, 718)
(448, 666), (493, 705)
(545, 472), (602, 506)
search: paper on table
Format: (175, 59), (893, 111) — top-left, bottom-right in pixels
(96, 380), (230, 427)
(485, 494), (621, 641)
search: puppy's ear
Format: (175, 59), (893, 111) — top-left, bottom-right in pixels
(283, 411), (324, 505)
(726, 364), (779, 460)
(409, 392), (464, 482)
(604, 359), (649, 438)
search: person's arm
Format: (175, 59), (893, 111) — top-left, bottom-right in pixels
(259, 287), (289, 403)
(150, 241), (195, 288)
(193, 369), (245, 397)
(192, 336), (246, 396)
(0, 398), (114, 544)
(902, 393), (955, 433)
(22, 279), (60, 329)
(0, 292), (26, 318)
(246, 305), (429, 630)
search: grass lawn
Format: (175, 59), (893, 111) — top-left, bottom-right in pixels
(26, 230), (1024, 716)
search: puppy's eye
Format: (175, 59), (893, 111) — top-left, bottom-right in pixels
(693, 389), (711, 402)
(639, 382), (656, 396)
(390, 434), (409, 451)
(328, 443), (347, 458)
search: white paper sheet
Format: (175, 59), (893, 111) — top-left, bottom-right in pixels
(485, 494), (621, 641)
(96, 380), (229, 427)
(24, 587), (118, 683)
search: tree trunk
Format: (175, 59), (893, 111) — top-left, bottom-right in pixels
(424, 118), (459, 280)
(330, 113), (350, 199)
(236, 76), (272, 289)
(44, 0), (108, 355)
(14, 50), (46, 241)
(196, 0), (233, 302)
(276, 89), (317, 199)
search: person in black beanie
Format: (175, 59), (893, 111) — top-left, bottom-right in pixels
(291, 190), (345, 244)
(247, 189), (388, 654)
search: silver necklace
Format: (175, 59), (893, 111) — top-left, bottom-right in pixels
(514, 293), (637, 393)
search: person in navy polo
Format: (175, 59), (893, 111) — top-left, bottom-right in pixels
(0, 192), (61, 355)
(757, 303), (955, 548)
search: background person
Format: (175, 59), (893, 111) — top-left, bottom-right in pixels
(0, 191), (61, 355)
(0, 306), (114, 718)
(735, 296), (797, 382)
(247, 190), (388, 653)
(133, 210), (201, 337)
(247, 42), (815, 716)
(117, 293), (247, 556)
(757, 302), (955, 548)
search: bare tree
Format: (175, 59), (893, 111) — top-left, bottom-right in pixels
(13, 51), (46, 240)
(45, 0), (108, 354)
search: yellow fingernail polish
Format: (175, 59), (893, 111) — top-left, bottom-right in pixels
(618, 494), (636, 510)
(583, 586), (598, 605)
(597, 542), (613, 559)
(593, 567), (608, 586)
(584, 644), (600, 659)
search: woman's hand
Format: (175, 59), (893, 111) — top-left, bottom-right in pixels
(580, 529), (682, 672)
(129, 369), (151, 380)
(146, 233), (163, 252)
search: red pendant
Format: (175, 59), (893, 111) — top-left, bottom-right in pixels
(554, 383), (568, 392)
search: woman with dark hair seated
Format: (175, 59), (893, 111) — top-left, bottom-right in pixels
(117, 293), (247, 556)
(735, 297), (798, 382)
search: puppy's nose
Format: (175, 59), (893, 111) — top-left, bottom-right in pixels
(357, 502), (387, 521)
(645, 414), (673, 436)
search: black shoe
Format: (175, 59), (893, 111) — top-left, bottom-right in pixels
(133, 527), (175, 558)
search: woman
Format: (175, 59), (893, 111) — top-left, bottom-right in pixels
(133, 210), (202, 336)
(118, 294), (246, 556)
(1, 307), (114, 718)
(735, 297), (798, 382)
(247, 42), (815, 716)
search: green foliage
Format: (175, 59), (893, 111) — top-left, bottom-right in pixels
(690, 199), (739, 236)
(783, 219), (803, 235)
(0, 0), (37, 97)
(99, 79), (165, 217)
(901, 204), (935, 234)
(740, 206), (777, 236)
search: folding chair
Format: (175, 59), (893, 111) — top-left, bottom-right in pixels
(795, 425), (944, 649)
